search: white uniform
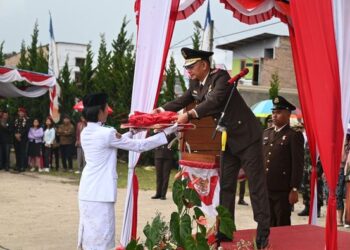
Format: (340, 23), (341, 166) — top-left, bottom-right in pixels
(78, 122), (168, 250)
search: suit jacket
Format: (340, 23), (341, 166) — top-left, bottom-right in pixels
(154, 134), (176, 160)
(262, 125), (304, 192)
(162, 69), (262, 154)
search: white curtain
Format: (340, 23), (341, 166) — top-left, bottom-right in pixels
(120, 0), (174, 246)
(0, 82), (48, 98)
(332, 0), (350, 135)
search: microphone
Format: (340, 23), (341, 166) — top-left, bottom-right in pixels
(228, 68), (249, 84)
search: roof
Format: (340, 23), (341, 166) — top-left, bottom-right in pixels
(216, 33), (288, 51)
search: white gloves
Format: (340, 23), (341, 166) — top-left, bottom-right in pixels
(163, 123), (178, 136)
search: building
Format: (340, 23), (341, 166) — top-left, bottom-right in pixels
(216, 32), (299, 106)
(5, 42), (88, 83)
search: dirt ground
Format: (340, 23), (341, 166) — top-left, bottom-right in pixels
(0, 171), (347, 250)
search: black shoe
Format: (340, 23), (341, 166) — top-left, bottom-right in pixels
(317, 209), (321, 218)
(298, 208), (309, 216)
(256, 235), (269, 249)
(237, 200), (249, 206)
(215, 231), (232, 244)
(160, 196), (166, 200)
(151, 195), (161, 199)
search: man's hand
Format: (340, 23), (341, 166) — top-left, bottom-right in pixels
(151, 108), (164, 114)
(177, 113), (189, 124)
(289, 189), (299, 204)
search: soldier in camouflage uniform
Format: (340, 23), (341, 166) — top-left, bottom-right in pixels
(298, 142), (324, 217)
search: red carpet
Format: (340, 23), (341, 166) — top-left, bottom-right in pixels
(220, 224), (350, 250)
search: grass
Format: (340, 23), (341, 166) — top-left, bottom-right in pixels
(39, 160), (179, 191)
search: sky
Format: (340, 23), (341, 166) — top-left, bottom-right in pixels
(0, 0), (289, 69)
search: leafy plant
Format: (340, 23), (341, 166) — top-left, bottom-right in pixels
(269, 72), (280, 100)
(125, 173), (235, 249)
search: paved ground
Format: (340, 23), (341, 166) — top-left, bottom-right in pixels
(0, 171), (347, 250)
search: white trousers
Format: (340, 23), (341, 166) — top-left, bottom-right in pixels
(78, 200), (115, 250)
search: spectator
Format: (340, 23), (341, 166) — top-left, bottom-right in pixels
(28, 118), (44, 172)
(43, 117), (56, 172)
(13, 107), (30, 172)
(237, 168), (249, 206)
(345, 136), (350, 228)
(336, 134), (350, 226)
(51, 122), (60, 171)
(56, 115), (75, 172)
(152, 134), (176, 200)
(75, 115), (87, 174)
(0, 111), (12, 171)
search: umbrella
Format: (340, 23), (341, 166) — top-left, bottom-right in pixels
(73, 100), (113, 114)
(250, 99), (302, 118)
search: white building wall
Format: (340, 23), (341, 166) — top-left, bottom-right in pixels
(232, 37), (279, 60)
(56, 42), (88, 81)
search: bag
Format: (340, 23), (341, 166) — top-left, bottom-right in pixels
(52, 139), (60, 148)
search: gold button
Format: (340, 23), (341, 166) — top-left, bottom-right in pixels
(266, 168), (269, 171)
(283, 171), (286, 175)
(268, 152), (271, 155)
(267, 160), (270, 163)
(238, 121), (242, 124)
(270, 144), (273, 146)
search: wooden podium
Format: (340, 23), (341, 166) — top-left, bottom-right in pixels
(179, 105), (221, 165)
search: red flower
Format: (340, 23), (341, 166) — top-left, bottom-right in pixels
(115, 245), (125, 250)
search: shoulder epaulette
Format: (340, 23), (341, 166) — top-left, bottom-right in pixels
(210, 68), (220, 75)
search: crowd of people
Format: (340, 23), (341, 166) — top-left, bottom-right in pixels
(0, 108), (87, 174)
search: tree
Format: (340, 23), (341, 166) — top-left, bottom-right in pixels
(94, 34), (111, 93)
(0, 41), (5, 65)
(269, 72), (280, 99)
(158, 56), (176, 106)
(192, 21), (202, 50)
(17, 40), (28, 69)
(110, 17), (135, 127)
(58, 57), (78, 118)
(79, 43), (94, 95)
(28, 21), (39, 71)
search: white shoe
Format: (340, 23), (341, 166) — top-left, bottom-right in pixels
(38, 168), (44, 173)
(74, 170), (81, 174)
(44, 168), (50, 172)
(30, 168), (36, 172)
(345, 224), (350, 228)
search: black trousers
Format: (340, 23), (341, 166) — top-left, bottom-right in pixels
(155, 158), (173, 198)
(0, 144), (11, 170)
(51, 147), (60, 170)
(43, 146), (52, 169)
(220, 139), (270, 237)
(238, 180), (246, 201)
(14, 140), (27, 171)
(60, 144), (73, 170)
(268, 191), (291, 227)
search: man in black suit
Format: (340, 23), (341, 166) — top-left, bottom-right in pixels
(151, 135), (175, 200)
(153, 48), (270, 248)
(262, 96), (304, 226)
(0, 111), (13, 171)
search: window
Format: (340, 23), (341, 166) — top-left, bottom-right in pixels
(75, 58), (85, 68)
(75, 72), (81, 83)
(264, 48), (274, 59)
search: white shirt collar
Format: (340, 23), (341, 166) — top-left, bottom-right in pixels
(274, 123), (288, 132)
(87, 122), (103, 127)
(200, 72), (210, 86)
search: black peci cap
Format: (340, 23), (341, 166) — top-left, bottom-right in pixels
(181, 47), (213, 67)
(272, 96), (296, 111)
(83, 93), (108, 108)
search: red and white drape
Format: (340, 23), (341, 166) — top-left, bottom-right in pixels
(120, 0), (180, 246)
(131, 0), (349, 249)
(0, 66), (56, 98)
